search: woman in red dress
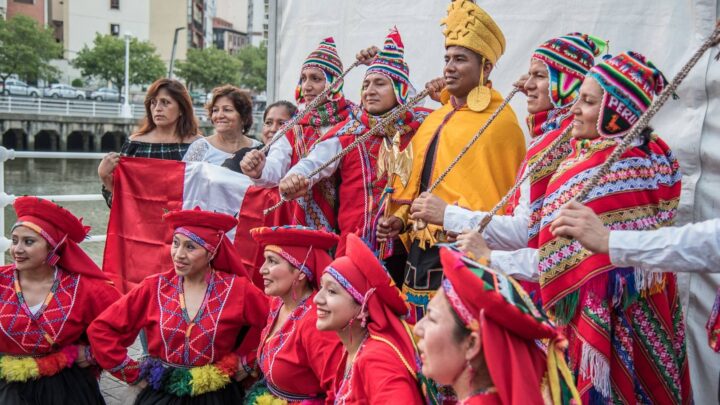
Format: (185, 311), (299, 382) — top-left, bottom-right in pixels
(88, 208), (269, 404)
(413, 248), (579, 405)
(0, 196), (121, 404)
(246, 225), (343, 404)
(313, 233), (427, 404)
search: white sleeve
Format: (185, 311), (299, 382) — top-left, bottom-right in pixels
(489, 248), (539, 281)
(254, 136), (293, 187)
(609, 218), (720, 273)
(182, 138), (208, 162)
(285, 137), (342, 186)
(442, 176), (530, 251)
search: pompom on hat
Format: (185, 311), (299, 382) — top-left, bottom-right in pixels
(296, 37), (345, 104)
(250, 225), (338, 288)
(163, 207), (249, 278)
(365, 27), (414, 105)
(441, 0), (506, 111)
(532, 33), (607, 108)
(587, 51), (669, 138)
(439, 247), (580, 405)
(12, 196), (110, 281)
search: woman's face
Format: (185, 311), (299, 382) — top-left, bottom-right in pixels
(11, 226), (51, 272)
(571, 78), (603, 139)
(151, 88), (182, 129)
(414, 289), (471, 385)
(262, 106), (292, 144)
(314, 273), (361, 331)
(300, 67), (328, 104)
(171, 233), (211, 279)
(259, 250), (304, 297)
(212, 96), (243, 135)
(361, 73), (398, 115)
(525, 59), (553, 114)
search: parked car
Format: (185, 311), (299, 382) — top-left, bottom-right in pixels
(0, 79), (41, 97)
(44, 84), (86, 99)
(90, 87), (122, 102)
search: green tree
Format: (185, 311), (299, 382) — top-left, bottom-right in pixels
(236, 44), (267, 92)
(72, 34), (165, 94)
(0, 15), (62, 90)
(175, 47), (241, 90)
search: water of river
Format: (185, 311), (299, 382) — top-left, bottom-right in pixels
(3, 158), (108, 265)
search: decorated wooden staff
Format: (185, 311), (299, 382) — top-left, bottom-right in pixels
(263, 88), (432, 215)
(260, 59), (363, 153)
(375, 131), (413, 258)
(414, 87), (520, 230)
(572, 23), (720, 205)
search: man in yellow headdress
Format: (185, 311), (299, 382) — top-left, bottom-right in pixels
(376, 0), (525, 320)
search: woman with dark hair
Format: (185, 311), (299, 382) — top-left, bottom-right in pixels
(184, 85), (260, 164)
(97, 78), (201, 206)
(413, 247), (579, 405)
(261, 100), (297, 145)
(88, 208), (269, 404)
(0, 197), (121, 404)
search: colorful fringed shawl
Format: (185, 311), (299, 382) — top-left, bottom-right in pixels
(537, 135), (691, 403)
(709, 290), (720, 352)
(324, 105), (430, 255)
(288, 97), (353, 231)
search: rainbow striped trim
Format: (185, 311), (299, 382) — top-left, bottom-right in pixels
(325, 266), (364, 304)
(175, 227), (216, 253)
(441, 278), (479, 331)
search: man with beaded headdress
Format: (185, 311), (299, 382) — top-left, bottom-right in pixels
(241, 37), (355, 231)
(275, 28), (434, 263)
(376, 0), (526, 320)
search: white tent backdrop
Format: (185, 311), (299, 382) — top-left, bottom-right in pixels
(269, 1), (720, 401)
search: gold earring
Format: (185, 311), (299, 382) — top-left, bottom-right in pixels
(467, 60), (491, 112)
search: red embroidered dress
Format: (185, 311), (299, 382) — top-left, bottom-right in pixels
(332, 337), (424, 405)
(0, 266), (120, 356)
(257, 295), (343, 403)
(88, 268), (269, 383)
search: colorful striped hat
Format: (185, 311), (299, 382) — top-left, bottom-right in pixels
(296, 37), (344, 103)
(365, 27), (413, 105)
(532, 33), (606, 108)
(588, 51), (668, 138)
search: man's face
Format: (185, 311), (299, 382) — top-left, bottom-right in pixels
(443, 46), (484, 98)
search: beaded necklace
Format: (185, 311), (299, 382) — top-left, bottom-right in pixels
(14, 267), (60, 320)
(459, 386), (498, 404)
(334, 332), (369, 404)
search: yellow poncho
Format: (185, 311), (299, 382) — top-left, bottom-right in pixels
(391, 89), (526, 249)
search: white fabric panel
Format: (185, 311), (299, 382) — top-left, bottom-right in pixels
(182, 161), (254, 240)
(273, 1), (720, 402)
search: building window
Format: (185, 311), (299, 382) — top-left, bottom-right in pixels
(14, 0), (35, 4)
(110, 24), (120, 37)
(110, 0), (119, 9)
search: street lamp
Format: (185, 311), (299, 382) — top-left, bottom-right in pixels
(121, 32), (133, 119)
(168, 27), (186, 79)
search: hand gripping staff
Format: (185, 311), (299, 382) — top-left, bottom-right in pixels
(263, 88), (432, 215)
(414, 87), (520, 230)
(259, 59), (364, 154)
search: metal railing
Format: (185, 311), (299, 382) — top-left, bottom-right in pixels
(0, 147), (106, 265)
(0, 95), (209, 120)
